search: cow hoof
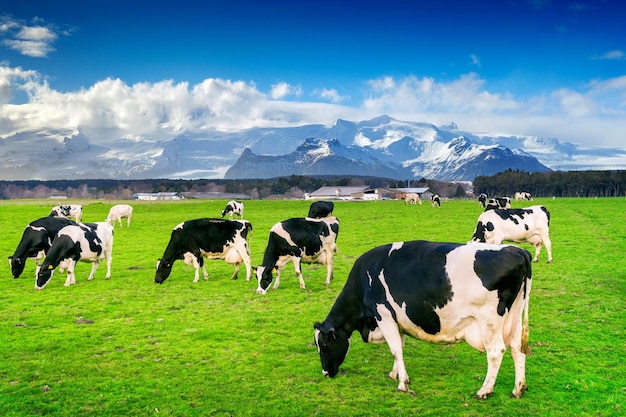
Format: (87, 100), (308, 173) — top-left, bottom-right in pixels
(473, 392), (492, 400)
(396, 388), (416, 396)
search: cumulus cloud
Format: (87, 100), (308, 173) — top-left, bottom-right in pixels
(1, 64), (625, 148)
(0, 17), (61, 58)
(317, 88), (349, 103)
(270, 82), (303, 100)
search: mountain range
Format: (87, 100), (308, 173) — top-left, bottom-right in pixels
(1, 115), (625, 181)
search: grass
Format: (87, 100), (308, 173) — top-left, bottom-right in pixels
(0, 197), (624, 416)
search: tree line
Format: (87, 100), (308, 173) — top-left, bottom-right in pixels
(1, 170), (622, 200)
(473, 169), (625, 198)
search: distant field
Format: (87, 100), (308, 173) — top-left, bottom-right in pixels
(0, 198), (624, 416)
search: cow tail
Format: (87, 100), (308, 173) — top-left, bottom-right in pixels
(520, 273), (532, 355)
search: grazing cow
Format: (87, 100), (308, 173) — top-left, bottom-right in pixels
(106, 204), (133, 228)
(9, 216), (76, 278)
(471, 205), (552, 263)
(308, 201), (335, 218)
(35, 222), (114, 289)
(485, 197), (511, 210)
(478, 193), (488, 208)
(221, 200), (244, 220)
(404, 193), (422, 205)
(431, 194), (441, 208)
(255, 217), (339, 294)
(50, 204), (83, 223)
(154, 219), (252, 284)
(515, 192), (533, 201)
(314, 240), (532, 399)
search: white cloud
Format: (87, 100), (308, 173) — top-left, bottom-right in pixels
(470, 54), (481, 68)
(270, 82), (303, 100)
(317, 88), (349, 103)
(0, 18), (60, 58)
(1, 64), (625, 149)
(595, 50), (625, 61)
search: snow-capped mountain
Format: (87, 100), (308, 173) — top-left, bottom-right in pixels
(1, 115), (624, 181)
(224, 136), (551, 180)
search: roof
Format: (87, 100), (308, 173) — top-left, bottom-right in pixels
(394, 187), (430, 194)
(309, 186), (370, 198)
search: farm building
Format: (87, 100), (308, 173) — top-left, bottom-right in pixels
(305, 186), (370, 200)
(306, 186), (433, 201)
(132, 192), (181, 201)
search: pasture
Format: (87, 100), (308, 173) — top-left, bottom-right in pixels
(0, 197), (624, 416)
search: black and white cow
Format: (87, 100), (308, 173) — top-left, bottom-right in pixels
(314, 240), (532, 399)
(8, 216), (76, 278)
(478, 193), (488, 208)
(221, 200), (244, 220)
(35, 222), (114, 289)
(471, 205), (552, 263)
(50, 204), (83, 223)
(255, 217), (339, 294)
(307, 201), (335, 218)
(514, 192), (533, 201)
(485, 197), (511, 210)
(154, 218), (252, 284)
(431, 194), (441, 208)
(106, 204), (133, 228)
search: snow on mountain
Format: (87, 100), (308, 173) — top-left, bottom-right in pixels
(1, 115), (624, 181)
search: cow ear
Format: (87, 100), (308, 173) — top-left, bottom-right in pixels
(328, 327), (336, 339)
(314, 321), (323, 330)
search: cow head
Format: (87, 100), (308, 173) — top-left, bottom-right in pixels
(154, 258), (173, 284)
(471, 220), (494, 243)
(35, 264), (55, 290)
(255, 265), (273, 294)
(314, 321), (351, 378)
(8, 256), (26, 278)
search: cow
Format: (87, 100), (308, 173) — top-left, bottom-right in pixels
(255, 217), (339, 294)
(106, 204), (133, 228)
(404, 193), (422, 205)
(314, 240), (532, 399)
(471, 205), (552, 263)
(515, 192), (533, 201)
(308, 201), (335, 218)
(154, 218), (252, 284)
(35, 222), (115, 290)
(8, 216), (76, 278)
(221, 200), (244, 220)
(485, 197), (511, 210)
(431, 194), (441, 208)
(478, 193), (488, 207)
(50, 204), (83, 223)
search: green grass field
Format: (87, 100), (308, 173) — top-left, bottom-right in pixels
(0, 198), (624, 416)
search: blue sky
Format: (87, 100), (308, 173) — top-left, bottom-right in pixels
(1, 0), (625, 148)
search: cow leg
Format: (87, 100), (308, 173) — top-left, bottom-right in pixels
(542, 233), (553, 263)
(87, 261), (99, 281)
(104, 251), (112, 280)
(475, 326), (506, 399)
(229, 262), (241, 280)
(241, 249), (252, 282)
(292, 257), (307, 290)
(64, 261), (77, 286)
(201, 264), (209, 281)
(324, 250), (334, 286)
(375, 306), (413, 394)
(509, 341), (528, 398)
